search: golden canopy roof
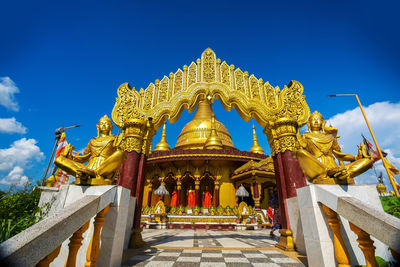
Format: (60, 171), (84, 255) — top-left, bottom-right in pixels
(175, 100), (235, 150)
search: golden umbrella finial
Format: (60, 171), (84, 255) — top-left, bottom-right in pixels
(250, 124), (264, 154)
(204, 113), (223, 149)
(154, 122), (171, 151)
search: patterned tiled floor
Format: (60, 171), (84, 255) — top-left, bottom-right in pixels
(122, 229), (305, 267)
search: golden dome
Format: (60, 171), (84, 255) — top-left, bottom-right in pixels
(175, 100), (235, 149)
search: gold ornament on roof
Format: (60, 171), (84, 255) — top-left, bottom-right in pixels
(295, 111), (373, 184)
(250, 124), (264, 154)
(154, 123), (171, 151)
(204, 113), (223, 149)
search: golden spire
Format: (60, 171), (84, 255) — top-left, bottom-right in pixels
(175, 99), (235, 149)
(204, 113), (223, 149)
(154, 123), (171, 151)
(250, 124), (264, 154)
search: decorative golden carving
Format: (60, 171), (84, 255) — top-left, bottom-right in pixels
(202, 48), (216, 82)
(188, 62), (197, 87)
(66, 220), (90, 267)
(321, 204), (351, 267)
(174, 69), (183, 94)
(349, 222), (378, 267)
(121, 118), (147, 153)
(265, 117), (298, 156)
(111, 48), (310, 133)
(85, 205), (110, 267)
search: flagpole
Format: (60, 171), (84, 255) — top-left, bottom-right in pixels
(329, 94), (400, 197)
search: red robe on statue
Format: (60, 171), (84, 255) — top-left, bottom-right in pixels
(188, 189), (195, 208)
(170, 190), (178, 207)
(202, 190), (212, 208)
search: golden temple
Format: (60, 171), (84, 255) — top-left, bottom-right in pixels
(142, 98), (276, 227)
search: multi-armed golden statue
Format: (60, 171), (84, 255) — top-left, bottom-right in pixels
(54, 115), (126, 185)
(295, 111), (373, 185)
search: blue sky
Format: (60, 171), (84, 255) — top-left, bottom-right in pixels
(1, 0), (400, 189)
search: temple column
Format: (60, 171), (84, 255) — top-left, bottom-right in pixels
(252, 180), (262, 210)
(119, 118), (153, 249)
(146, 179), (153, 207)
(195, 178), (200, 207)
(214, 180), (220, 207)
(265, 117), (307, 251)
(118, 118), (147, 195)
(176, 179), (182, 206)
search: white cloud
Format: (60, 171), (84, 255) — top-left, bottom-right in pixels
(327, 101), (400, 188)
(0, 117), (27, 134)
(0, 166), (29, 186)
(0, 138), (44, 185)
(0, 77), (19, 112)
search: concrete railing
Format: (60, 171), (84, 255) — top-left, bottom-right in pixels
(288, 184), (400, 267)
(0, 185), (131, 267)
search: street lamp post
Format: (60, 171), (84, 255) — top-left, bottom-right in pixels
(328, 94), (400, 197)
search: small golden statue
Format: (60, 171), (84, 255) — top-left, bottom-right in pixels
(295, 111), (373, 184)
(54, 115), (126, 185)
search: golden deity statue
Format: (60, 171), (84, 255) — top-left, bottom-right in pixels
(54, 115), (126, 185)
(295, 111), (373, 184)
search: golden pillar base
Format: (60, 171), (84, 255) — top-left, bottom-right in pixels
(275, 229), (295, 251)
(129, 228), (146, 249)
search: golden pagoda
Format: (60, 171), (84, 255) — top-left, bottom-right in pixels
(142, 97), (276, 227)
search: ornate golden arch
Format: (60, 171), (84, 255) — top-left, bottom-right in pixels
(112, 48), (310, 155)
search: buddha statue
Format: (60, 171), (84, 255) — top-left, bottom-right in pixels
(54, 115), (126, 185)
(295, 111), (373, 184)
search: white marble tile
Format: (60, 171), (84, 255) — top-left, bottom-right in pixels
(252, 264), (280, 267)
(200, 263), (226, 267)
(224, 257), (249, 263)
(202, 253), (223, 257)
(221, 250), (242, 254)
(270, 257), (299, 263)
(158, 252), (180, 257)
(243, 253), (267, 258)
(182, 249), (202, 253)
(145, 261), (174, 267)
(176, 257), (201, 262)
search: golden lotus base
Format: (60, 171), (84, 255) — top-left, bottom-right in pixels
(275, 229), (295, 251)
(129, 228), (146, 249)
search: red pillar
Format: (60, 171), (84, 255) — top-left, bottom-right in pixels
(253, 182), (261, 210)
(133, 153), (148, 229)
(118, 151), (140, 196)
(272, 150), (306, 229)
(214, 184), (220, 207)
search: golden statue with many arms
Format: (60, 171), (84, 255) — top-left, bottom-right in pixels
(295, 111), (373, 185)
(54, 115), (126, 185)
